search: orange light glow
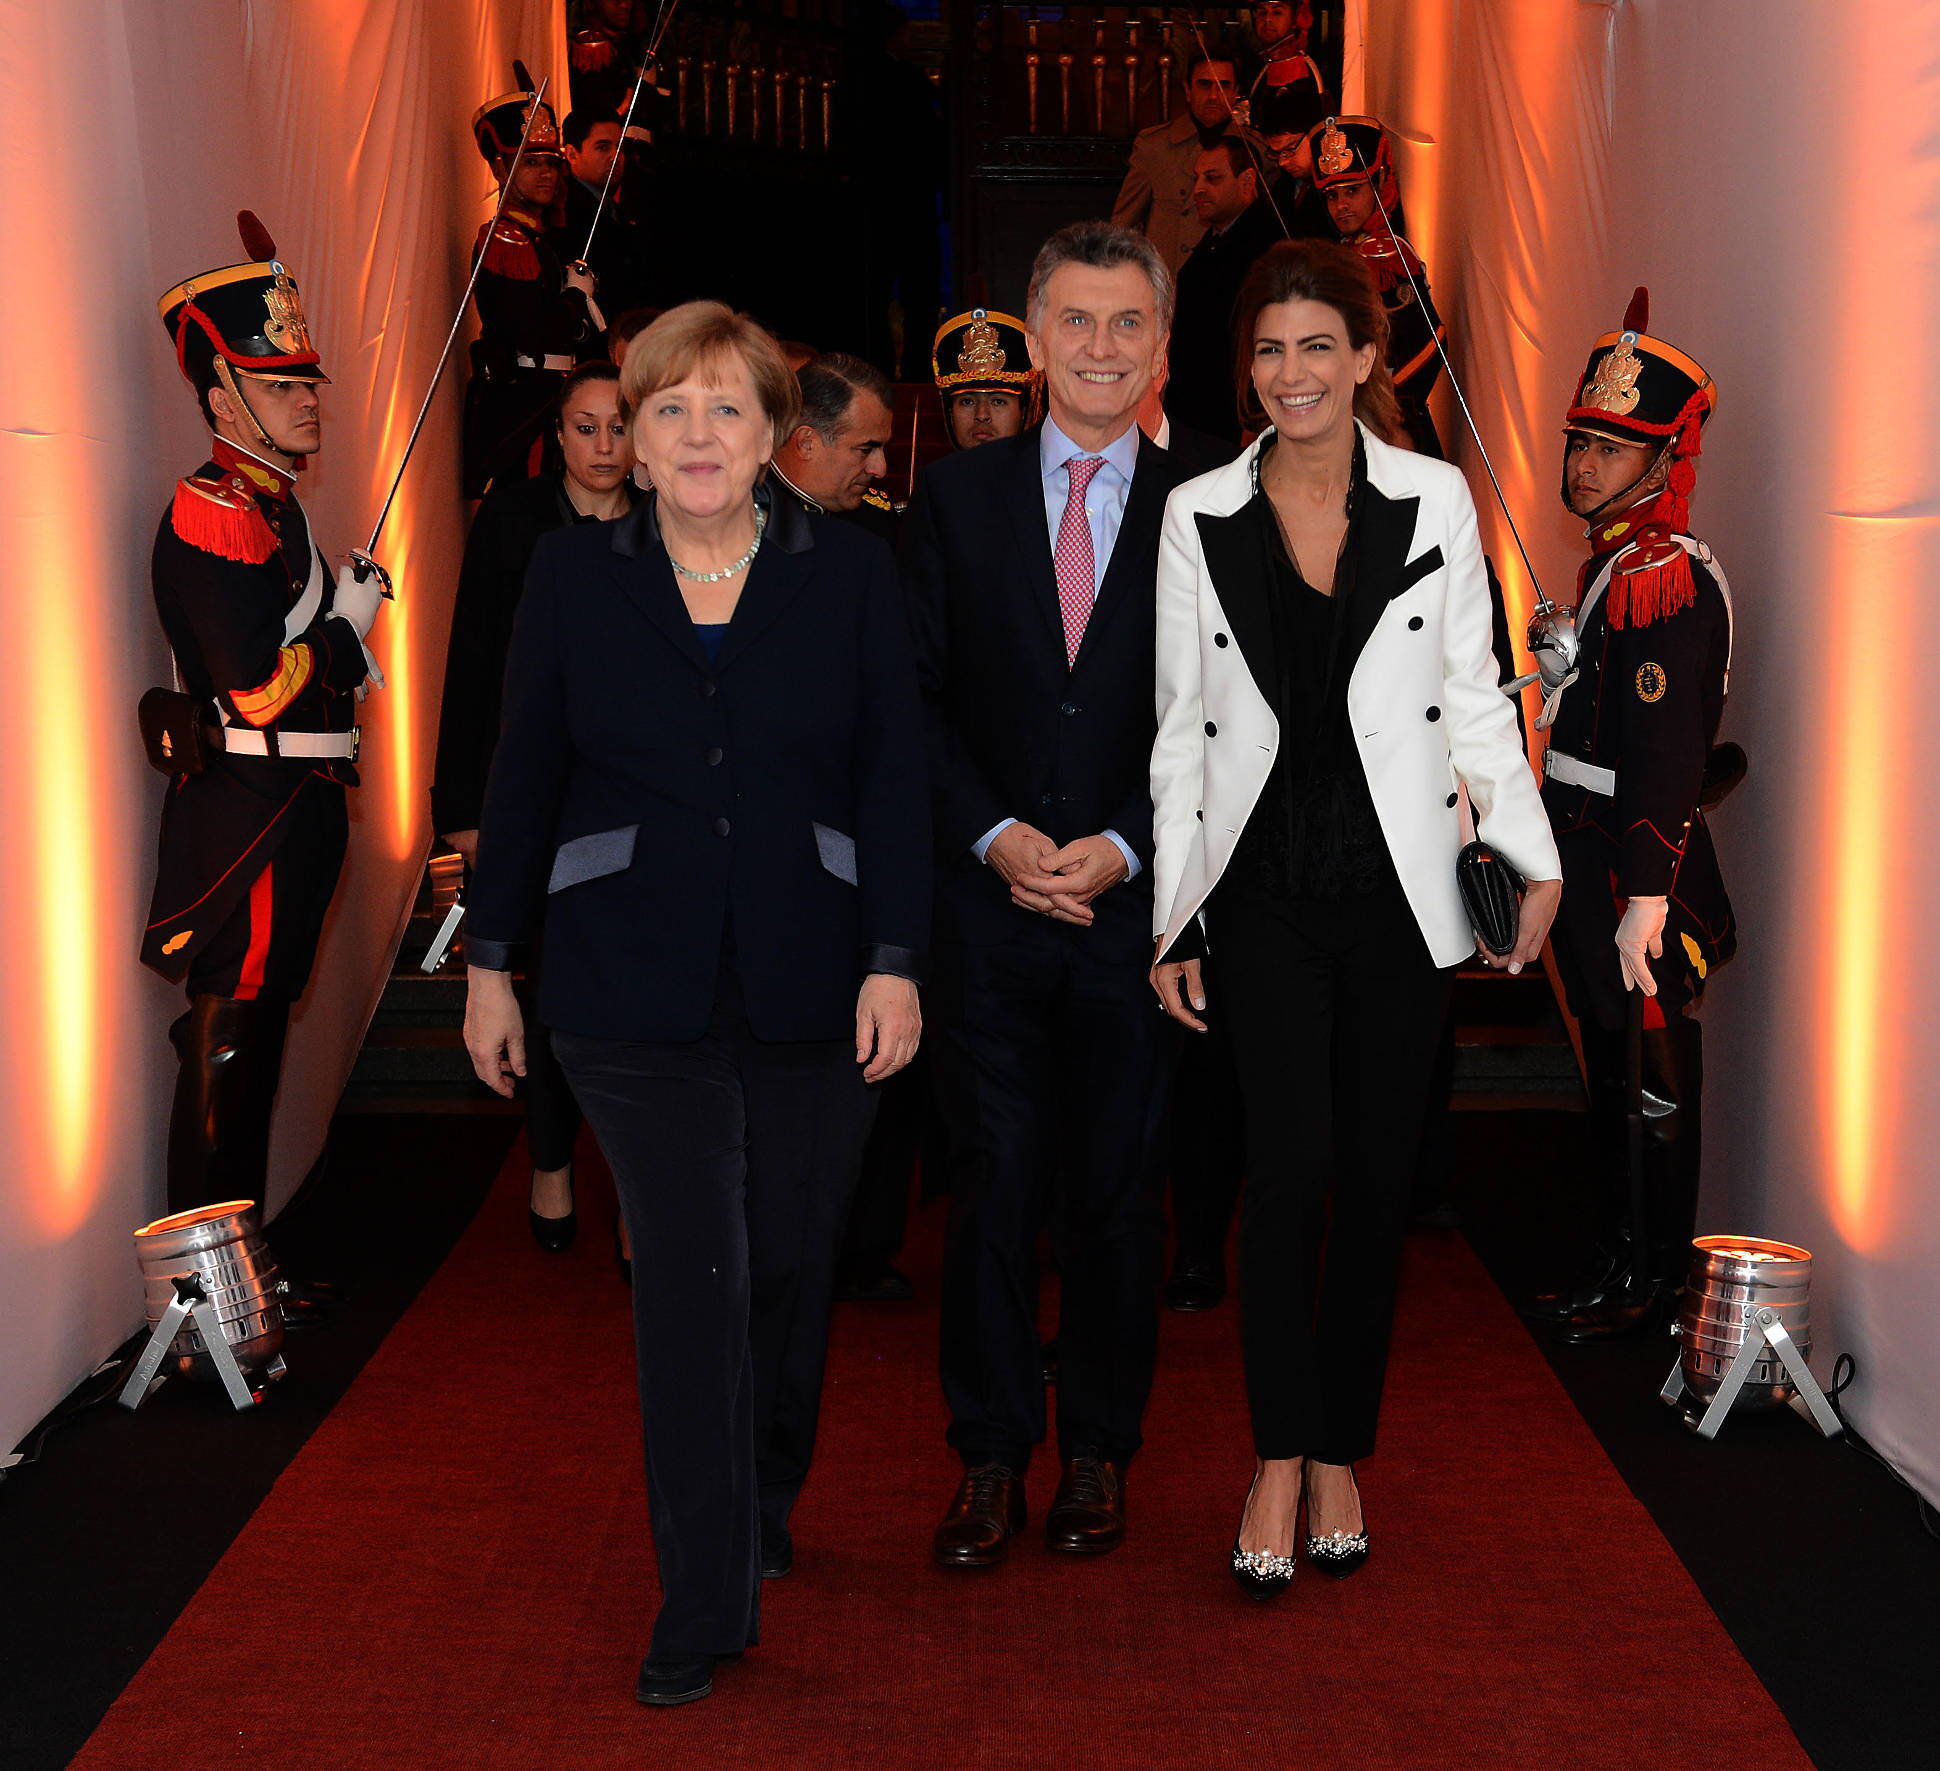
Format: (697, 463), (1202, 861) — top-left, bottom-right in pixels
(20, 465), (109, 1235)
(1819, 520), (1895, 1251)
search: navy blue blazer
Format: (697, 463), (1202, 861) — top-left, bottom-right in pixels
(900, 423), (1204, 947)
(466, 487), (931, 1044)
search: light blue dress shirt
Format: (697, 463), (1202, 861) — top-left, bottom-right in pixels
(972, 418), (1145, 880)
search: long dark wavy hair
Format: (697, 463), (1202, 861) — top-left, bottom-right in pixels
(1232, 239), (1409, 447)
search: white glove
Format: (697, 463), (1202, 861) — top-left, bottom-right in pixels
(333, 559), (385, 638)
(1616, 896), (1669, 997)
(333, 553), (389, 689)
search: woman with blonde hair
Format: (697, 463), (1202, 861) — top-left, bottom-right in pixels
(464, 301), (931, 1703)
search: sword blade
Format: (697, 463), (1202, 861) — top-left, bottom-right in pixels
(364, 75), (553, 560)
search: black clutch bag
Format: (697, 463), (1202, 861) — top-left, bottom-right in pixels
(1456, 840), (1523, 956)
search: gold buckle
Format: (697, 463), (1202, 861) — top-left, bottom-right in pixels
(347, 725), (362, 763)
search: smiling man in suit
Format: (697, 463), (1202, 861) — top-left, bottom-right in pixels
(903, 221), (1200, 1569)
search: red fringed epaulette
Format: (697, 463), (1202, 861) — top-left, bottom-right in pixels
(570, 32), (618, 72)
(171, 475), (277, 564)
(1604, 528), (1697, 630)
(476, 218), (541, 281)
(1355, 232), (1424, 297)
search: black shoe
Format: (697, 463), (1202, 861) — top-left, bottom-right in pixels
(634, 1657), (714, 1707)
(1231, 1539), (1296, 1600)
(1304, 1463), (1370, 1580)
(1045, 1455), (1126, 1555)
(1230, 1476), (1296, 1600)
(833, 1266), (913, 1303)
(274, 1281), (331, 1331)
(528, 1168), (576, 1252)
(761, 1527), (793, 1580)
(1519, 1242), (1633, 1322)
(1165, 1259), (1226, 1312)
(931, 1464), (1025, 1569)
(1040, 1338), (1059, 1384)
(1559, 1284), (1680, 1344)
(615, 1217), (632, 1286)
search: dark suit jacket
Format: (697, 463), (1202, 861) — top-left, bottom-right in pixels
(1165, 196), (1286, 444)
(900, 423), (1201, 948)
(467, 486), (931, 1043)
(430, 471), (642, 837)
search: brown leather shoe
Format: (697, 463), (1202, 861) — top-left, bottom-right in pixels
(931, 1464), (1025, 1569)
(1045, 1455), (1125, 1554)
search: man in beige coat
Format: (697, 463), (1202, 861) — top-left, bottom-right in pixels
(1110, 54), (1263, 274)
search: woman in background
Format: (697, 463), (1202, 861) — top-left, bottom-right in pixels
(432, 360), (639, 1252)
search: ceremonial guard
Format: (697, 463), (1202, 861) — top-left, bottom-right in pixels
(463, 69), (604, 497)
(1243, 0), (1325, 139)
(1526, 289), (1736, 1341)
(144, 214), (386, 1249)
(1305, 115), (1445, 456)
(931, 308), (1039, 452)
(567, 0), (648, 119)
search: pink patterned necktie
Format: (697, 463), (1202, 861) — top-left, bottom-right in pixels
(1054, 454), (1104, 668)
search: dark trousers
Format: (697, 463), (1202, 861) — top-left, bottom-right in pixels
(553, 976), (876, 1659)
(836, 1055), (931, 1280)
(1213, 884), (1455, 1464)
(1167, 1015), (1247, 1269)
(931, 917), (1173, 1473)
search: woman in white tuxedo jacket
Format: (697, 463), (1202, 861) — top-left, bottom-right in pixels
(1148, 241), (1560, 1597)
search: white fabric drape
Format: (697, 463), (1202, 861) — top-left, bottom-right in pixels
(1367, 0), (1940, 1505)
(0, 0), (559, 1452)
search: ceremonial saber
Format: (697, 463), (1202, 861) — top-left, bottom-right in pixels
(578, 0), (685, 267)
(1348, 140), (1548, 607)
(364, 74), (553, 563)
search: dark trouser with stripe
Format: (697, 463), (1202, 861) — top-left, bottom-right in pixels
(168, 793), (346, 1216)
(553, 959), (877, 1660)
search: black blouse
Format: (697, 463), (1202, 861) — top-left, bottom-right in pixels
(1222, 453), (1398, 903)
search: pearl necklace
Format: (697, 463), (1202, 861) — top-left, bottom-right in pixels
(664, 504), (767, 583)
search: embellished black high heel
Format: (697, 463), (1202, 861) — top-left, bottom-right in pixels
(1304, 1463), (1370, 1579)
(527, 1166), (576, 1253)
(1229, 1476), (1296, 1601)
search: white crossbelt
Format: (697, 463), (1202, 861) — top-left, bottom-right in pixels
(1544, 749), (1616, 796)
(221, 727), (362, 760)
(515, 353), (576, 371)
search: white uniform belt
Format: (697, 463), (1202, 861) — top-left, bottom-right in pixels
(1545, 749), (1615, 796)
(222, 727), (362, 761)
(515, 353), (575, 372)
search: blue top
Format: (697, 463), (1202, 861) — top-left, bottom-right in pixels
(693, 621), (729, 665)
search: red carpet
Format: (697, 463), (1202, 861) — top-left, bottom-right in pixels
(74, 1142), (1811, 1770)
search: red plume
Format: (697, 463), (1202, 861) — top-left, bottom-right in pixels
(513, 58), (536, 93)
(237, 210), (278, 262)
(1622, 286), (1649, 334)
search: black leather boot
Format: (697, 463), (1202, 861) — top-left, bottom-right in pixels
(1522, 1026), (1635, 1319)
(1564, 1019), (1703, 1345)
(167, 994), (291, 1216)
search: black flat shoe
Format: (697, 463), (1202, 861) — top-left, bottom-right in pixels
(1165, 1259), (1226, 1312)
(635, 1657), (714, 1707)
(1231, 1539), (1296, 1600)
(761, 1526), (793, 1580)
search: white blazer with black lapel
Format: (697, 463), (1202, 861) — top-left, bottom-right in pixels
(1150, 421), (1558, 967)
